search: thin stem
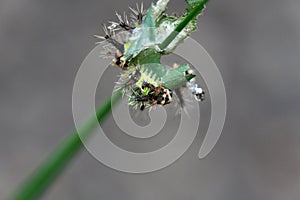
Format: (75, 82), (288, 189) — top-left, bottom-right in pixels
(159, 0), (209, 50)
(9, 90), (123, 200)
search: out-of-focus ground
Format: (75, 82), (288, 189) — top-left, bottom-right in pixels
(1, 0), (300, 199)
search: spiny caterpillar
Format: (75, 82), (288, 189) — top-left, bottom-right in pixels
(95, 0), (206, 111)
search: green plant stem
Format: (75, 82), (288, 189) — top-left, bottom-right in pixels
(159, 0), (209, 50)
(9, 90), (123, 200)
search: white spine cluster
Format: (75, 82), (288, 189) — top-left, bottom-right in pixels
(187, 77), (205, 102)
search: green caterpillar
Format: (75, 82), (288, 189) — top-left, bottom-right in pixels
(95, 0), (206, 110)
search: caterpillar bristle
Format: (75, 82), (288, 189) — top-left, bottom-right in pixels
(102, 24), (112, 38)
(129, 2), (146, 25)
(129, 7), (138, 16)
(94, 34), (106, 40)
(114, 11), (134, 31)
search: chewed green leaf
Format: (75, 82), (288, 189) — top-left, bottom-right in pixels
(124, 6), (156, 59)
(123, 0), (208, 62)
(143, 6), (156, 28)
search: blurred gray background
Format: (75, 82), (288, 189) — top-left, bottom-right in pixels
(1, 0), (300, 199)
